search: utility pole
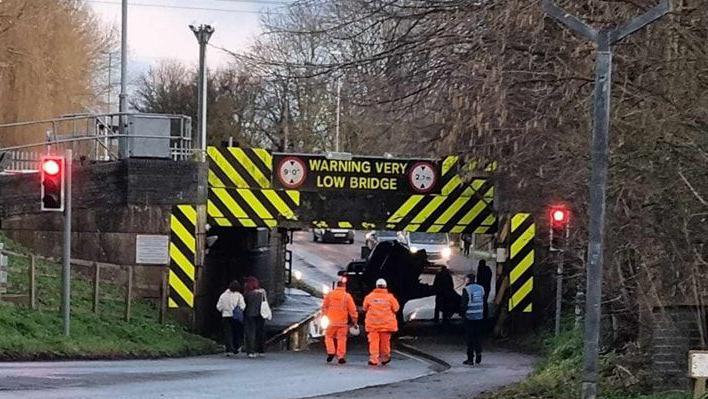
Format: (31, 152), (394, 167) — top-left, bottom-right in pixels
(190, 24), (215, 160)
(62, 149), (72, 337)
(107, 52), (113, 113)
(335, 75), (342, 152)
(542, 2), (671, 398)
(119, 0), (128, 123)
(283, 97), (290, 151)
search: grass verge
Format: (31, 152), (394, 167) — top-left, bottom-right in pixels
(483, 329), (691, 399)
(0, 234), (219, 360)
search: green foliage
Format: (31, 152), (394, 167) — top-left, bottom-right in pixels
(483, 329), (690, 399)
(0, 235), (219, 360)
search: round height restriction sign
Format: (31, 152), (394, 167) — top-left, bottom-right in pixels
(408, 162), (437, 193)
(277, 156), (307, 189)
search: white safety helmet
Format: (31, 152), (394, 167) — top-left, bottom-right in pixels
(376, 278), (387, 288)
(349, 324), (360, 337)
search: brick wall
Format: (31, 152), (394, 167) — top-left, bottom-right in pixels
(0, 159), (206, 297)
(652, 305), (707, 392)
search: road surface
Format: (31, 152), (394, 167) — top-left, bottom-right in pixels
(315, 323), (537, 399)
(1, 232), (534, 399)
(289, 231), (496, 321)
(0, 348), (434, 399)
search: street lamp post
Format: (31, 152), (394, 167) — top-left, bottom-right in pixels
(119, 0), (128, 135)
(542, 2), (671, 398)
(190, 24), (215, 160)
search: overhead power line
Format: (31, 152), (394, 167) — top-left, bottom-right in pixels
(87, 0), (286, 14)
(213, 0), (291, 4)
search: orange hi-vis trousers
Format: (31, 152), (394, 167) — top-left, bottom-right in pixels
(325, 326), (349, 359)
(367, 331), (392, 364)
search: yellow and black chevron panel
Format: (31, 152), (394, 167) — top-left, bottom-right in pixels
(385, 178), (496, 234)
(207, 146), (272, 189)
(169, 205), (197, 309)
(311, 221), (378, 230)
(508, 213), (534, 313)
(207, 187), (300, 228)
(440, 155), (497, 197)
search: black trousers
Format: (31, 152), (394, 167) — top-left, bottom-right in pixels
(244, 316), (266, 354)
(463, 319), (483, 362)
(433, 295), (452, 324)
(222, 318), (244, 353)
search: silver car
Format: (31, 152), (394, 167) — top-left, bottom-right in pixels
(313, 228), (355, 244)
(404, 232), (453, 265)
(365, 230), (405, 249)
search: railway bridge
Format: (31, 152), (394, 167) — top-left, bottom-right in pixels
(0, 113), (540, 335)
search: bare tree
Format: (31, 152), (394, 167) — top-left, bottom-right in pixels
(236, 0), (707, 365)
(0, 0), (115, 145)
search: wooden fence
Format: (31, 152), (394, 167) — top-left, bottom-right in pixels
(0, 248), (168, 323)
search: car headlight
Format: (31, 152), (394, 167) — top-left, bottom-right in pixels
(442, 247), (452, 258)
(410, 246), (419, 253)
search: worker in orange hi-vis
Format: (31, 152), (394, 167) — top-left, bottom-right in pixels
(322, 279), (358, 364)
(363, 278), (400, 366)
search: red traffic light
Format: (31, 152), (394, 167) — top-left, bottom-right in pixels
(549, 205), (570, 227)
(42, 159), (61, 176)
(40, 156), (65, 212)
(552, 209), (566, 222)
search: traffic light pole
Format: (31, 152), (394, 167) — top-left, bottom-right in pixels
(542, 2), (670, 398)
(62, 149), (72, 337)
(554, 249), (564, 336)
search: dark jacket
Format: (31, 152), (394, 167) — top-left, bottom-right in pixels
(433, 268), (454, 296)
(244, 289), (266, 318)
(477, 264), (493, 300)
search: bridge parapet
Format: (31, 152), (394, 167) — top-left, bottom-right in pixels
(0, 158), (206, 267)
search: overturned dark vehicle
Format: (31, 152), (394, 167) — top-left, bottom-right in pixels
(339, 240), (460, 323)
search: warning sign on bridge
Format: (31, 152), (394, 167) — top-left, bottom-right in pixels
(273, 153), (440, 193)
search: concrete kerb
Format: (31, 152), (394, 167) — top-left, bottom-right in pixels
(266, 311), (319, 350)
(396, 341), (451, 373)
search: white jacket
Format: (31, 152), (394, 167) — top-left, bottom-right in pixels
(216, 290), (246, 318)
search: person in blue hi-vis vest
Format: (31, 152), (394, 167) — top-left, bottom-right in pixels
(460, 272), (485, 366)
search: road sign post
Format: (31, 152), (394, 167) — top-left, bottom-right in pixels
(542, 2), (671, 398)
(0, 244), (7, 295)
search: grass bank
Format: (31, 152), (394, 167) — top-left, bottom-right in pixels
(484, 329), (690, 399)
(0, 235), (219, 360)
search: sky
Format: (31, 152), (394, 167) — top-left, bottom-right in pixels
(88, 0), (290, 70)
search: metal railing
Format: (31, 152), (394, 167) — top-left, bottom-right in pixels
(0, 113), (194, 172)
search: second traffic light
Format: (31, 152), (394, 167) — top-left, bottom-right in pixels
(41, 156), (65, 212)
(549, 204), (570, 251)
